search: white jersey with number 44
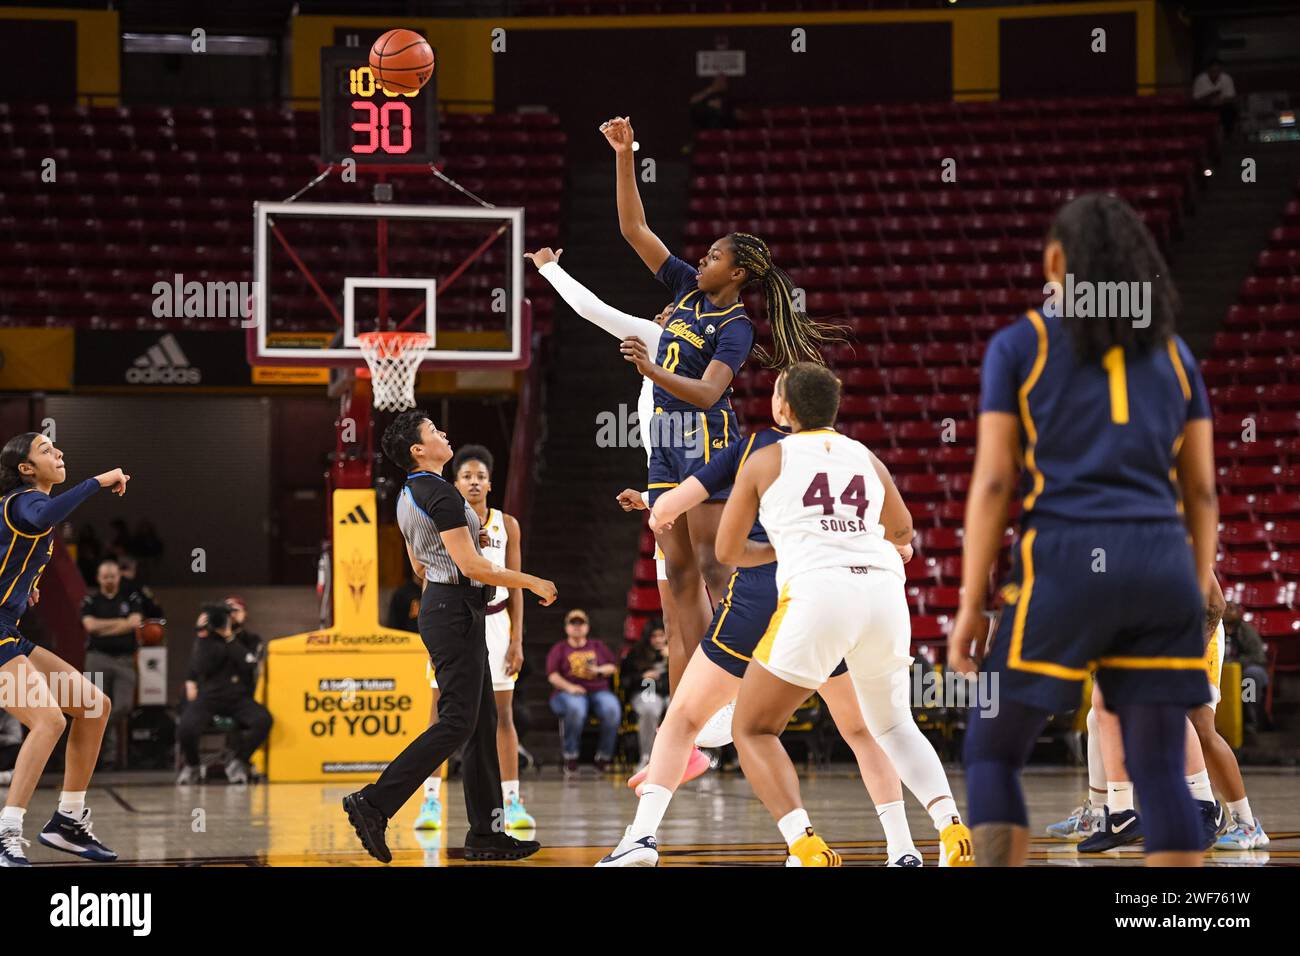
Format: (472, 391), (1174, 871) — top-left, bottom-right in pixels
(759, 429), (905, 590)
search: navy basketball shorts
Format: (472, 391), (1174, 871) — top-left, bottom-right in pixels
(701, 562), (848, 680)
(647, 405), (739, 506)
(0, 624), (37, 668)
(982, 518), (1210, 714)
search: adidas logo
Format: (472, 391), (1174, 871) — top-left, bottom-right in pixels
(339, 504), (371, 525)
(126, 333), (200, 385)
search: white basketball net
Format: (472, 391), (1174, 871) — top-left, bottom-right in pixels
(356, 332), (432, 411)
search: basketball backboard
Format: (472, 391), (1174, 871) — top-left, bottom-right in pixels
(247, 201), (529, 371)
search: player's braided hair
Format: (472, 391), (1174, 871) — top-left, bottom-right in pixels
(1048, 193), (1178, 363)
(0, 433), (40, 495)
(727, 232), (846, 368)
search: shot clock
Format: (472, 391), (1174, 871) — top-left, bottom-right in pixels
(319, 46), (439, 167)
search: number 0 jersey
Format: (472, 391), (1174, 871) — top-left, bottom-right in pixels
(759, 429), (904, 590)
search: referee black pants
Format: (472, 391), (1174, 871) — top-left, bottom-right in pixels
(362, 583), (502, 834)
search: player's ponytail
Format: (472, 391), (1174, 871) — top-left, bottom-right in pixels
(728, 232), (846, 368)
(1048, 193), (1178, 363)
(0, 433), (39, 495)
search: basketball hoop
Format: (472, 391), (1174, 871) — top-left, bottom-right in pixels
(356, 331), (432, 411)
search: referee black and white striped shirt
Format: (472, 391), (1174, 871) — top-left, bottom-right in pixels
(398, 470), (486, 588)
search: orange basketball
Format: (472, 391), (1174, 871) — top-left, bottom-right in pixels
(369, 29), (435, 95)
(137, 620), (166, 647)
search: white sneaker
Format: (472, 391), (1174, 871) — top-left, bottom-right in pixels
(595, 826), (659, 867)
(695, 701), (735, 748)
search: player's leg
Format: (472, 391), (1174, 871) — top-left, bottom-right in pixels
(963, 697), (1051, 866)
(733, 661), (839, 866)
(1079, 683), (1143, 852)
(655, 517), (711, 692)
(1047, 698), (1105, 839)
(684, 501), (734, 615)
(1183, 718), (1221, 849)
(414, 683), (443, 830)
(486, 611), (532, 829)
(1111, 701), (1202, 867)
(818, 669), (920, 866)
(495, 688), (532, 828)
(1189, 706), (1267, 848)
(597, 646), (737, 867)
(846, 572), (971, 866)
(0, 654), (68, 866)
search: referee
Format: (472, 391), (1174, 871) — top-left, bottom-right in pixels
(343, 411), (556, 863)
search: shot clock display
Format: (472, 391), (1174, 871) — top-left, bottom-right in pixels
(319, 46), (439, 167)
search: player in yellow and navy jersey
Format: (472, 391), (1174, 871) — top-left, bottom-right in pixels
(0, 432), (130, 866)
(601, 114), (843, 694)
(949, 194), (1217, 867)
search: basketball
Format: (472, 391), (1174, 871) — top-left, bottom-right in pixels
(369, 29), (434, 94)
(136, 620), (166, 647)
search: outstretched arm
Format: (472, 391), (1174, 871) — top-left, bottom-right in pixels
(531, 256), (663, 353)
(12, 474), (120, 532)
(601, 116), (670, 274)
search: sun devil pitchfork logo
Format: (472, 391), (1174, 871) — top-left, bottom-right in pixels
(339, 548), (372, 615)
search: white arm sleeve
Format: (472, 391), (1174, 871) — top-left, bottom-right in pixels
(538, 261), (663, 355)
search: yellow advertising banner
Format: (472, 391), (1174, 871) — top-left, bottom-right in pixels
(262, 630), (431, 783)
(252, 366), (331, 385)
(0, 328), (74, 391)
(261, 489), (432, 783)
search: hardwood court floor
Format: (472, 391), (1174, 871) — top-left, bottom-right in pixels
(14, 766), (1298, 867)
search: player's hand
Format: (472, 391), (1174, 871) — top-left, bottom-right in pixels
(620, 336), (654, 376)
(95, 468), (129, 496)
(528, 576), (558, 607)
(616, 488), (646, 512)
(648, 508), (674, 534)
(524, 247), (562, 269)
(599, 116), (634, 153)
(29, 587), (39, 606)
(478, 528), (491, 549)
(504, 640), (524, 678)
(896, 543), (914, 564)
(947, 604), (986, 677)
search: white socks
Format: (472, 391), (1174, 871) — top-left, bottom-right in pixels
(777, 808), (813, 849)
(1227, 797), (1254, 826)
(502, 780), (519, 804)
(1185, 771), (1214, 803)
(59, 791), (86, 818)
(876, 800), (915, 858)
(0, 806), (24, 828)
(629, 784), (672, 840)
(926, 796), (960, 831)
(423, 775), (441, 799)
(1108, 781), (1134, 814)
(875, 721), (962, 828)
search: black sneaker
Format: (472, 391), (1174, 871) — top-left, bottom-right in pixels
(1078, 808), (1142, 853)
(1197, 800), (1221, 851)
(463, 830), (541, 862)
(39, 808), (118, 862)
(342, 792), (392, 864)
